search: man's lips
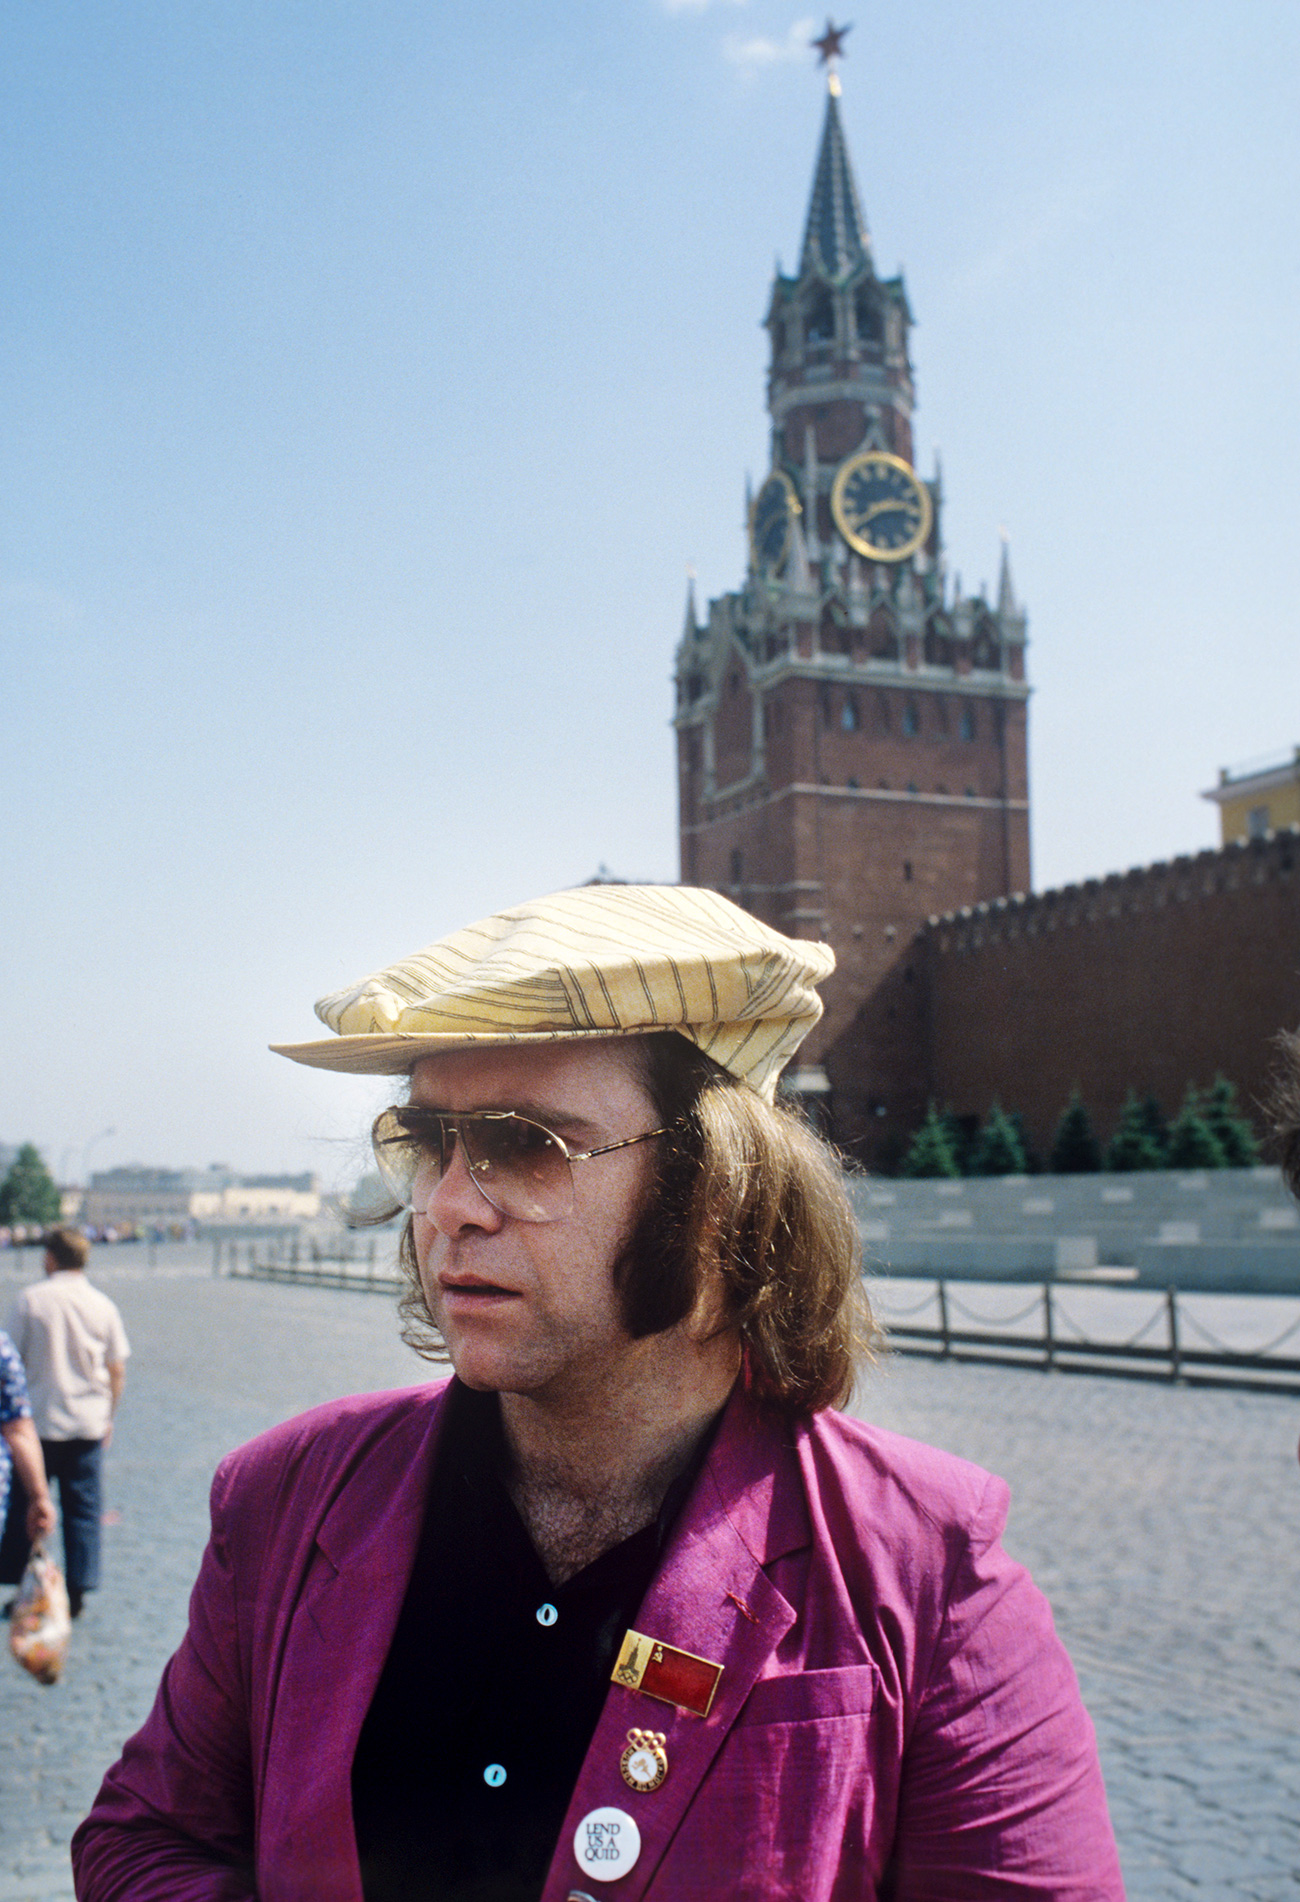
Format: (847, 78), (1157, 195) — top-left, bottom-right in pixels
(437, 1275), (521, 1301)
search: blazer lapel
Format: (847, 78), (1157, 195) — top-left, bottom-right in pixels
(543, 1395), (810, 1902)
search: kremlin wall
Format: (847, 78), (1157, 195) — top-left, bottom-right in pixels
(919, 828), (1300, 1160)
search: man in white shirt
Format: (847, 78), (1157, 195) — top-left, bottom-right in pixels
(4, 1227), (129, 1616)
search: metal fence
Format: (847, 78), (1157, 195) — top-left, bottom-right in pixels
(217, 1243), (1300, 1396)
(217, 1236), (403, 1294)
(879, 1281), (1300, 1394)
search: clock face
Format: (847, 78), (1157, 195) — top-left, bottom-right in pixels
(830, 450), (933, 562)
(750, 471), (800, 573)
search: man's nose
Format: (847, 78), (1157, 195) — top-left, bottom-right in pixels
(419, 1128), (505, 1234)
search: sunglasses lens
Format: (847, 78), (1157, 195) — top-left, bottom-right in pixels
(462, 1115), (572, 1223)
(372, 1109), (573, 1222)
(371, 1109), (429, 1208)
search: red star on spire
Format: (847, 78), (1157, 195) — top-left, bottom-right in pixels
(810, 18), (852, 65)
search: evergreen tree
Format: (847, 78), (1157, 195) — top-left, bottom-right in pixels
(1165, 1088), (1227, 1169)
(940, 1108), (977, 1177)
(900, 1104), (961, 1178)
(1199, 1074), (1259, 1166)
(1048, 1090), (1102, 1174)
(0, 1143), (61, 1225)
(970, 1101), (1028, 1176)
(1105, 1092), (1165, 1171)
(1138, 1094), (1169, 1163)
(1007, 1109), (1041, 1174)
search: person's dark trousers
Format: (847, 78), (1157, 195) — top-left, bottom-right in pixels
(0, 1439), (103, 1595)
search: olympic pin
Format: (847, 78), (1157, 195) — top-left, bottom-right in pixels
(619, 1727), (669, 1793)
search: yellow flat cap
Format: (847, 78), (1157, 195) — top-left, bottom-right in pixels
(271, 884), (834, 1103)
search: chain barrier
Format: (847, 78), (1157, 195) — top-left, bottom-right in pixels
(1174, 1304), (1300, 1357)
(868, 1287), (940, 1318)
(942, 1291), (1045, 1329)
(873, 1276), (1300, 1394)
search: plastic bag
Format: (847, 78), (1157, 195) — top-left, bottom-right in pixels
(9, 1543), (71, 1685)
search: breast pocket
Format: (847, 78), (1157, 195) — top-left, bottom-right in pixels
(666, 1668), (882, 1899)
(736, 1666), (877, 1726)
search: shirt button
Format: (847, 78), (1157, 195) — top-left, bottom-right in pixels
(536, 1602), (558, 1626)
(484, 1764), (507, 1787)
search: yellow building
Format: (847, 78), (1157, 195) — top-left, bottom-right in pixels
(1203, 748), (1300, 844)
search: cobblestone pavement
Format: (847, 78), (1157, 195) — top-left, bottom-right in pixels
(1, 1247), (1297, 1899)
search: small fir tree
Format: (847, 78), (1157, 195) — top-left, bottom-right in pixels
(941, 1108), (978, 1177)
(1139, 1094), (1169, 1164)
(1007, 1109), (1041, 1174)
(970, 1101), (1028, 1176)
(1049, 1090), (1103, 1174)
(1105, 1092), (1166, 1172)
(1165, 1088), (1227, 1169)
(0, 1143), (61, 1225)
(1199, 1075), (1259, 1167)
(900, 1104), (962, 1179)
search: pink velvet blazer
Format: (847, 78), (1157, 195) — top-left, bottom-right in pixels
(73, 1379), (1124, 1900)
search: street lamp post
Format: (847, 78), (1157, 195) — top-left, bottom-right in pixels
(81, 1127), (116, 1187)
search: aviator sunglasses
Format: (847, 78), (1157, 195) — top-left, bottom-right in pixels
(371, 1105), (670, 1225)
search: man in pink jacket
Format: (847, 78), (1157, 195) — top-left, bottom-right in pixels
(74, 885), (1124, 1900)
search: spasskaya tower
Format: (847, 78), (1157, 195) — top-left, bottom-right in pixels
(673, 40), (1030, 1164)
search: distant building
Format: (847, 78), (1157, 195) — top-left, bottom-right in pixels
(82, 1166), (319, 1230)
(1203, 749), (1300, 845)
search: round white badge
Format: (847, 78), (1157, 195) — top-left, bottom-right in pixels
(573, 1806), (641, 1881)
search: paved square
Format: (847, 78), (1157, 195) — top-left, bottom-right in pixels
(1, 1250), (1297, 1898)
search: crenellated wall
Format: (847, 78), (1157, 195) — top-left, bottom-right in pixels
(920, 829), (1300, 1153)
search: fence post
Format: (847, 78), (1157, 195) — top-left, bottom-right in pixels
(1167, 1285), (1182, 1384)
(937, 1280), (951, 1359)
(1043, 1282), (1055, 1370)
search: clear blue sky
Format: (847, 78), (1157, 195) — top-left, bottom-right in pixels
(3, 1), (1296, 1185)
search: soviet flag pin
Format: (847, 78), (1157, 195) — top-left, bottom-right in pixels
(611, 1630), (723, 1719)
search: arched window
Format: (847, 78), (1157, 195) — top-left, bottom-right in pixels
(924, 617), (954, 667)
(820, 606), (849, 655)
(841, 693), (860, 732)
(971, 619), (1001, 670)
(876, 693), (892, 732)
(806, 287), (834, 345)
(901, 701), (919, 738)
(854, 288), (883, 344)
(960, 705), (976, 742)
(869, 609), (900, 661)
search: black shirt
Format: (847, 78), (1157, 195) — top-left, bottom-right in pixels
(351, 1383), (714, 1902)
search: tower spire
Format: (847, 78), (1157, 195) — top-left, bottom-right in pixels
(801, 25), (869, 282)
